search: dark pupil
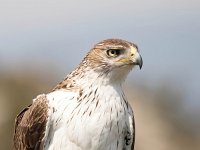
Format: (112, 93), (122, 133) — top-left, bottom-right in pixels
(111, 50), (120, 55)
(111, 50), (115, 54)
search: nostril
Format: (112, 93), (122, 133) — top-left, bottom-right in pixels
(131, 53), (134, 56)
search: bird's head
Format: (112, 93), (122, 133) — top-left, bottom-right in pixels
(81, 39), (143, 83)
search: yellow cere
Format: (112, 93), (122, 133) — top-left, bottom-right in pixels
(130, 47), (137, 57)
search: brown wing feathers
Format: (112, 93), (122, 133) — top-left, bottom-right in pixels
(131, 115), (135, 150)
(14, 95), (49, 150)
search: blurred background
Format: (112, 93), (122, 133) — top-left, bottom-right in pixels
(0, 0), (200, 149)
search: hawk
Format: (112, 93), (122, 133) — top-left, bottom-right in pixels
(14, 39), (143, 150)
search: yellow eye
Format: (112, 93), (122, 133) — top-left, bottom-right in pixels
(106, 49), (121, 57)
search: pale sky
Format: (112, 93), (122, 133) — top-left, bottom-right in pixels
(0, 0), (200, 114)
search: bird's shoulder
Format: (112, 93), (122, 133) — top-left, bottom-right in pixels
(14, 94), (49, 150)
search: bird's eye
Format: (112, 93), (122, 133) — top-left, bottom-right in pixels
(106, 49), (121, 57)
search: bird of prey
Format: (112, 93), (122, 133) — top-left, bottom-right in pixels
(14, 39), (143, 150)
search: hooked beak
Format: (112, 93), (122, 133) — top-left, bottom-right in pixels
(135, 53), (143, 69)
(130, 46), (143, 69)
(115, 48), (143, 69)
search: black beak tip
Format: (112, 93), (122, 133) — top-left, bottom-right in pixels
(137, 55), (143, 70)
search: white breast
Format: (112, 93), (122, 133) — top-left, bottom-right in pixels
(43, 80), (133, 150)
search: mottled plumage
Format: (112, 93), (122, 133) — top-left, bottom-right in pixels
(14, 39), (143, 150)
